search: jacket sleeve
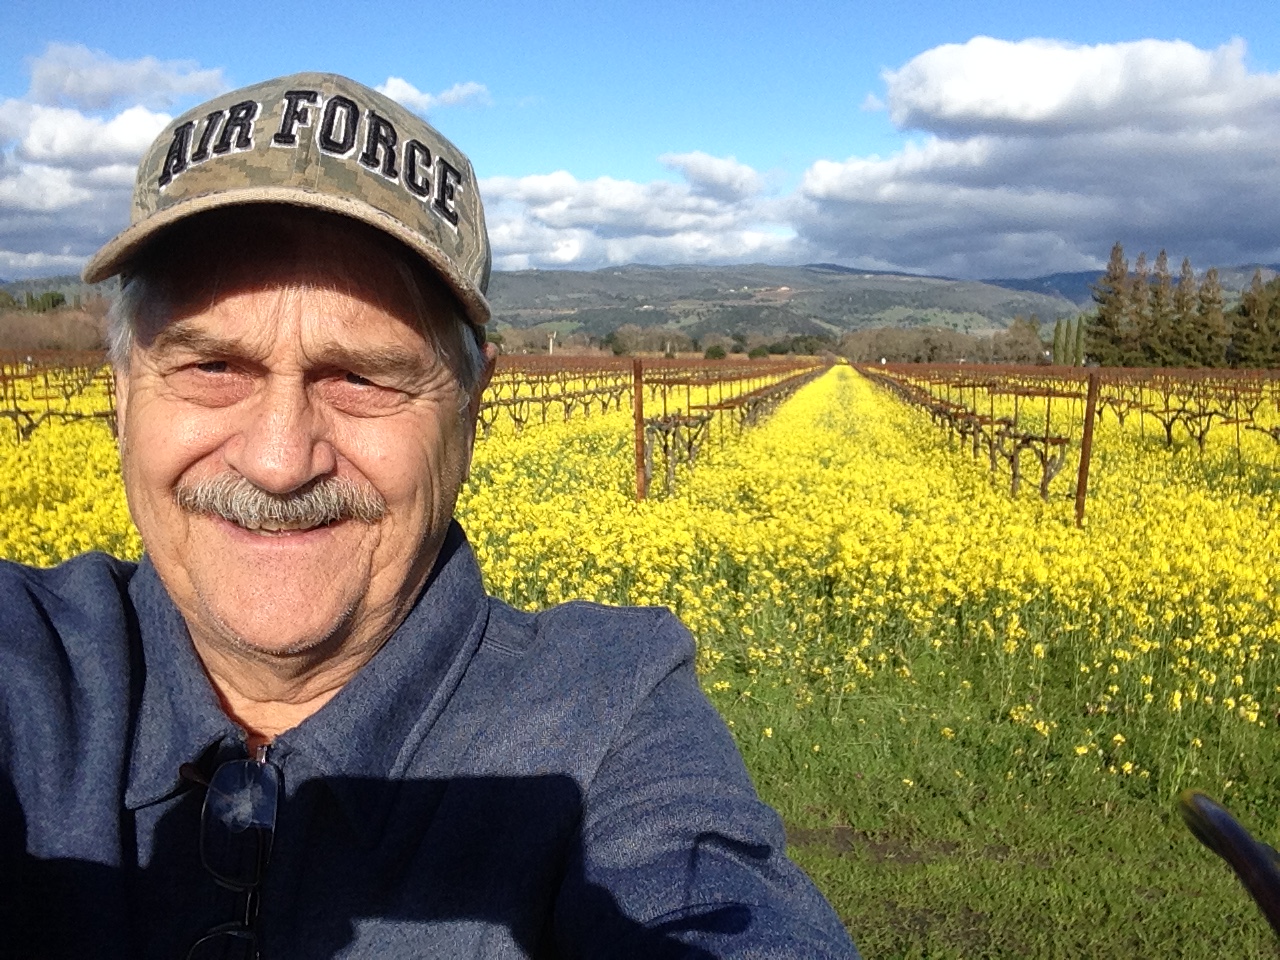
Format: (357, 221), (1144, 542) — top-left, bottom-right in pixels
(551, 612), (860, 959)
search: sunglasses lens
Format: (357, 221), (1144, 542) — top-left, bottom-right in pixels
(201, 760), (280, 888)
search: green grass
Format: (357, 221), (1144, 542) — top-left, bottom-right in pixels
(710, 682), (1280, 958)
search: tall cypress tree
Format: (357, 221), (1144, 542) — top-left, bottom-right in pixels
(1073, 314), (1085, 366)
(1052, 318), (1065, 364)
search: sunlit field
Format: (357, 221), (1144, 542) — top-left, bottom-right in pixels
(3, 364), (1279, 956)
(0, 364), (137, 564)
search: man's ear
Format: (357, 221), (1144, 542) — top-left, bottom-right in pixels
(112, 359), (129, 446)
(475, 341), (498, 399)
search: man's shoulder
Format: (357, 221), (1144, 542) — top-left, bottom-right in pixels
(0, 551), (137, 607)
(452, 599), (703, 777)
(0, 552), (138, 652)
(0, 553), (140, 762)
(482, 597), (695, 686)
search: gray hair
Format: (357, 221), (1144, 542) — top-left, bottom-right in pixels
(106, 250), (487, 403)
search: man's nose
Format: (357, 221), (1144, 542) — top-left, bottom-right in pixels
(224, 376), (336, 493)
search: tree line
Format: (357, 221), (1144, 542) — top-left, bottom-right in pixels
(839, 317), (1048, 365)
(1087, 243), (1280, 368)
(0, 290), (77, 312)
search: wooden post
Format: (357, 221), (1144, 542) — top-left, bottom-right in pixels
(633, 359), (646, 501)
(1074, 372), (1100, 528)
(1234, 387), (1242, 474)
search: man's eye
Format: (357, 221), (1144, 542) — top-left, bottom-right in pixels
(344, 371), (375, 386)
(196, 360), (228, 373)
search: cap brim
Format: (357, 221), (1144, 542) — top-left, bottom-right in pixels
(83, 186), (491, 331)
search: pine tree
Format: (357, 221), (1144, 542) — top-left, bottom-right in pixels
(1088, 243), (1131, 365)
(1143, 250), (1175, 365)
(1231, 269), (1268, 367)
(1170, 257), (1198, 365)
(1128, 252), (1150, 366)
(1196, 268), (1228, 368)
(1267, 286), (1280, 368)
(1231, 272), (1280, 367)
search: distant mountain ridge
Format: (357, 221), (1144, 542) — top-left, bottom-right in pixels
(484, 263), (1081, 340)
(981, 272), (1101, 306)
(982, 264), (1280, 307)
(5, 262), (1277, 344)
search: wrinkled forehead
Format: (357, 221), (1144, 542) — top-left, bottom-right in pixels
(130, 206), (460, 347)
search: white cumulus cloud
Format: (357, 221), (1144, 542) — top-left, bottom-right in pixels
(483, 36), (1280, 277)
(659, 151), (765, 202)
(482, 160), (797, 271)
(26, 42), (226, 111)
(0, 248), (87, 275)
(17, 104), (170, 169)
(0, 164), (93, 213)
(793, 36), (1280, 277)
(376, 78), (491, 115)
(0, 47), (223, 279)
(882, 36), (1280, 135)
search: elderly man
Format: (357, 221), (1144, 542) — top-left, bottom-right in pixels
(0, 73), (858, 958)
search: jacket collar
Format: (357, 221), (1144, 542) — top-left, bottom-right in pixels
(124, 521), (491, 832)
(124, 555), (239, 810)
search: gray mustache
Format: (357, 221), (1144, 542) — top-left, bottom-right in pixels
(174, 473), (387, 527)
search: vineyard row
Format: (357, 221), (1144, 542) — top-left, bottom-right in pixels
(858, 363), (1280, 522)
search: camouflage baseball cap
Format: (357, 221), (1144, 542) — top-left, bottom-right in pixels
(84, 72), (491, 330)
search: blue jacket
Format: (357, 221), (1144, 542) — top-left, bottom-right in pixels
(0, 523), (858, 958)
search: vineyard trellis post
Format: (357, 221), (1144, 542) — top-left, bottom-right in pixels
(632, 359), (647, 501)
(1074, 371), (1100, 528)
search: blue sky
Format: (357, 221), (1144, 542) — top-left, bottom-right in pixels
(2, 0), (1279, 279)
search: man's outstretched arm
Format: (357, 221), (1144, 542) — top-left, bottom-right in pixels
(552, 616), (860, 959)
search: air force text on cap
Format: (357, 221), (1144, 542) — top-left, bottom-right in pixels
(156, 89), (466, 229)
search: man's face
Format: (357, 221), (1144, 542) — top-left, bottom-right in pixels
(115, 219), (488, 663)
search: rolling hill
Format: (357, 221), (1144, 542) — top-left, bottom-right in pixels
(5, 261), (1277, 347)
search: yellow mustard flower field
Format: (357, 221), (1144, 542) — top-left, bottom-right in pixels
(475, 364), (1279, 788)
(4, 361), (1280, 955)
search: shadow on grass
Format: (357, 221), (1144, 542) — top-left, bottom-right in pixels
(785, 808), (1280, 959)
